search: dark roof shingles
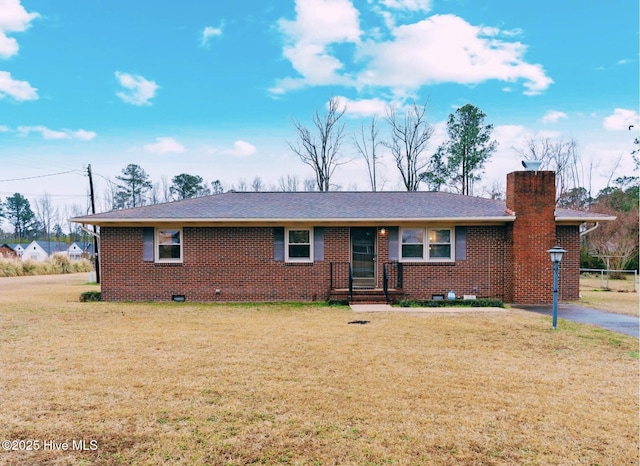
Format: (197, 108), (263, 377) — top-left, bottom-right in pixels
(74, 191), (511, 221)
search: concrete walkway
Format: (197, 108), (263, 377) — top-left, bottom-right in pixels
(349, 303), (639, 338)
(516, 304), (639, 338)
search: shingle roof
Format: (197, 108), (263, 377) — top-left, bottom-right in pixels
(71, 191), (615, 225)
(72, 191), (512, 224)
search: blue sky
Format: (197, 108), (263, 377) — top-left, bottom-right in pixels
(0, 0), (638, 222)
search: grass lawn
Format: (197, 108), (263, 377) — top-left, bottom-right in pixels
(1, 274), (638, 465)
(578, 276), (639, 316)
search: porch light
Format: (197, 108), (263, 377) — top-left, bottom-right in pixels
(380, 228), (387, 235)
(547, 246), (566, 330)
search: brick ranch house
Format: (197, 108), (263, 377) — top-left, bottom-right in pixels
(72, 170), (614, 304)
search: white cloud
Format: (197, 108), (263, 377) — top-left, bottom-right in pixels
(201, 25), (223, 47)
(602, 108), (639, 131)
(335, 96), (389, 117)
(115, 71), (159, 106)
(0, 70), (37, 101)
(274, 5), (552, 97)
(143, 137), (186, 154)
(542, 110), (568, 124)
(379, 0), (431, 12)
(72, 129), (97, 140)
(16, 125), (96, 140)
(357, 15), (553, 95)
(0, 0), (39, 59)
(272, 0), (361, 93)
(222, 140), (257, 157)
(279, 0), (360, 45)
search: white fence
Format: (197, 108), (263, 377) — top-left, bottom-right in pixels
(580, 268), (638, 292)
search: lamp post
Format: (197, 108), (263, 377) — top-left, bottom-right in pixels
(547, 245), (566, 330)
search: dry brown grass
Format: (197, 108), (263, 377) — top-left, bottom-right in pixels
(578, 276), (639, 316)
(1, 274), (638, 465)
(0, 256), (94, 277)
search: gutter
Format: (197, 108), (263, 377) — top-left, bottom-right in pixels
(70, 216), (517, 227)
(579, 222), (599, 237)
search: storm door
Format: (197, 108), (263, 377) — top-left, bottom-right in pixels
(351, 227), (377, 287)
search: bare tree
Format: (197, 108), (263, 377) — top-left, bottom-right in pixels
(353, 115), (382, 191)
(65, 204), (85, 241)
(383, 101), (434, 191)
(515, 136), (583, 203)
(149, 182), (162, 205)
(481, 181), (505, 200)
(303, 177), (317, 192)
(587, 206), (639, 271)
(278, 174), (299, 192)
(288, 97), (347, 191)
(251, 177), (264, 192)
(233, 178), (248, 192)
(160, 175), (172, 202)
(34, 193), (59, 247)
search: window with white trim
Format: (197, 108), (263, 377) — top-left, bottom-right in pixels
(285, 228), (313, 262)
(156, 228), (183, 262)
(400, 227), (453, 261)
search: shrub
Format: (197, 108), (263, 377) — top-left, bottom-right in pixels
(0, 258), (20, 277)
(51, 254), (72, 273)
(398, 298), (505, 308)
(80, 291), (102, 302)
(21, 259), (39, 276)
(0, 256), (94, 277)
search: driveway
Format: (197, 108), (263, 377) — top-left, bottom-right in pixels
(517, 304), (639, 338)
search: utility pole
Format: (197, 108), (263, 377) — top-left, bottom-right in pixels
(87, 164), (100, 284)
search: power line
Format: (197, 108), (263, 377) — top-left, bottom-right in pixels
(0, 191), (86, 198)
(0, 169), (82, 183)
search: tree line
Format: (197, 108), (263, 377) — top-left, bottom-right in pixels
(290, 98), (498, 194)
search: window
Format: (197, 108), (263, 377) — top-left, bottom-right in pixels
(285, 228), (313, 262)
(400, 227), (453, 261)
(156, 228), (182, 262)
(401, 228), (424, 259)
(428, 229), (451, 259)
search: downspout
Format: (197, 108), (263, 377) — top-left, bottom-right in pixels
(579, 222), (599, 237)
(79, 224), (100, 238)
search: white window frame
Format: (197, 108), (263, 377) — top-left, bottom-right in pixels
(285, 227), (314, 263)
(155, 228), (183, 263)
(399, 227), (454, 262)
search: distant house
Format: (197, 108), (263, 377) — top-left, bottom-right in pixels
(0, 243), (17, 259)
(72, 170), (615, 305)
(11, 244), (25, 258)
(17, 241), (90, 262)
(67, 242), (84, 261)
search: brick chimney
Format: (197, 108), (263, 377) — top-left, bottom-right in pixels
(506, 170), (556, 304)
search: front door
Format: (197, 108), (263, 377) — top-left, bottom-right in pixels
(351, 227), (376, 287)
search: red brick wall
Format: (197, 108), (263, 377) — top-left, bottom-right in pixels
(380, 226), (509, 301)
(506, 171), (557, 304)
(100, 225), (519, 302)
(100, 226), (352, 302)
(557, 225), (580, 301)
